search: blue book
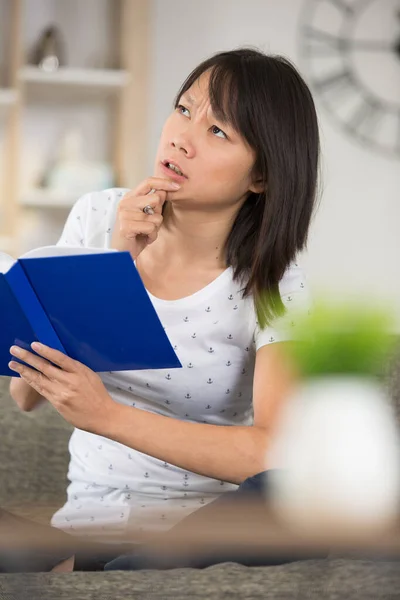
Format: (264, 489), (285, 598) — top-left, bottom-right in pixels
(0, 246), (182, 377)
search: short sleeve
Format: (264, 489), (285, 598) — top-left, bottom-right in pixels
(254, 264), (313, 351)
(56, 193), (91, 247)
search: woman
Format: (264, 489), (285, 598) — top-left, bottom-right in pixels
(7, 47), (319, 571)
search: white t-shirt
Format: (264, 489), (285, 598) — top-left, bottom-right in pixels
(50, 188), (312, 540)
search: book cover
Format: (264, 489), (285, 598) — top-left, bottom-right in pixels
(0, 246), (182, 376)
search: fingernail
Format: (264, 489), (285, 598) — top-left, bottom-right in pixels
(171, 183), (181, 189)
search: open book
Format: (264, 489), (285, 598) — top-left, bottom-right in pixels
(0, 245), (182, 377)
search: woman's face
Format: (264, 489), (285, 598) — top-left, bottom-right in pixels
(154, 71), (263, 212)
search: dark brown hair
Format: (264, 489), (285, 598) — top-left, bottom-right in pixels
(173, 47), (321, 328)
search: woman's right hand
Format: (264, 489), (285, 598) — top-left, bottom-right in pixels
(111, 178), (181, 259)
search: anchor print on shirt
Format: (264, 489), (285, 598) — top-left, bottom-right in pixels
(183, 317), (189, 322)
(208, 347), (215, 353)
(144, 472), (150, 478)
(187, 363), (194, 369)
(206, 378), (213, 384)
(233, 305), (238, 310)
(227, 334), (233, 340)
(228, 294), (234, 300)
(191, 333), (197, 339)
(183, 474), (190, 487)
(206, 404), (212, 410)
(165, 374), (172, 380)
(205, 306), (211, 312)
(108, 464), (113, 471)
(269, 336), (275, 343)
(226, 361), (232, 367)
(184, 393), (192, 399)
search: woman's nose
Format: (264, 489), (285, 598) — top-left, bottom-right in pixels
(170, 134), (195, 158)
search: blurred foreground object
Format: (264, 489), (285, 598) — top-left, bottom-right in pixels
(268, 301), (400, 542)
(30, 25), (66, 72)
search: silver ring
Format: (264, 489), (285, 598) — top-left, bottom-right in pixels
(143, 205), (155, 215)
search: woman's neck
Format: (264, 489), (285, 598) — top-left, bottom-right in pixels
(151, 201), (235, 270)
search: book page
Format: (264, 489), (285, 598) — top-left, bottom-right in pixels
(20, 245), (118, 259)
(0, 252), (16, 274)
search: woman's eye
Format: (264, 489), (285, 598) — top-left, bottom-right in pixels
(177, 104), (190, 117)
(211, 125), (227, 139)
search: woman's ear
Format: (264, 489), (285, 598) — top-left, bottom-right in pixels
(249, 177), (265, 194)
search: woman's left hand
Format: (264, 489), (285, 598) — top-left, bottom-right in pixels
(9, 342), (116, 434)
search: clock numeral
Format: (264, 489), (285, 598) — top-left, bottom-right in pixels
(303, 26), (348, 56)
(396, 111), (400, 157)
(348, 97), (383, 137)
(313, 69), (354, 97)
(328, 0), (355, 16)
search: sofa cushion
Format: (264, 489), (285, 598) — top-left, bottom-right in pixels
(0, 378), (73, 516)
(0, 558), (399, 600)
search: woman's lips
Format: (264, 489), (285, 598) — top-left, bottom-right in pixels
(160, 162), (187, 183)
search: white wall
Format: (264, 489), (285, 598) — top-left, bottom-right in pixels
(148, 0), (400, 330)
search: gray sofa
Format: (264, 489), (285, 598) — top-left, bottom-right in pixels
(1, 342), (400, 599)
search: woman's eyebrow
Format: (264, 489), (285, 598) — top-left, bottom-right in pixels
(181, 93), (230, 127)
(181, 93), (196, 105)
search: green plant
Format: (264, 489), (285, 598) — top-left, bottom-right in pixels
(280, 300), (397, 378)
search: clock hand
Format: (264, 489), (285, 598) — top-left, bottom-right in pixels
(351, 40), (397, 52)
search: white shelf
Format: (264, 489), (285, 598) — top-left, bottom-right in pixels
(20, 189), (77, 208)
(0, 89), (18, 113)
(19, 66), (130, 101)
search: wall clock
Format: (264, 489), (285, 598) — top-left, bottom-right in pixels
(299, 0), (400, 160)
